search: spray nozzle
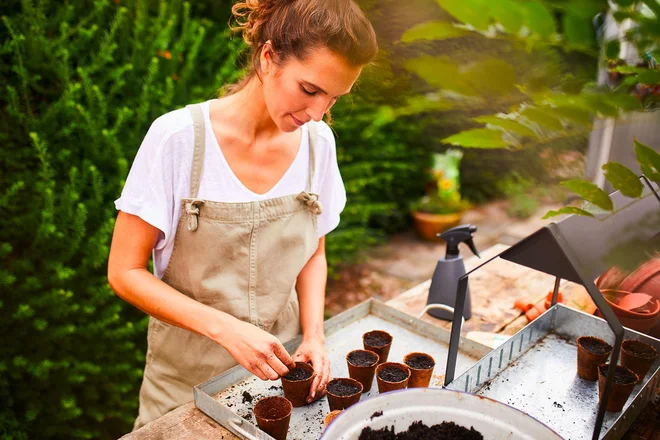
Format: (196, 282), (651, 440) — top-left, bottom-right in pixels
(438, 224), (480, 259)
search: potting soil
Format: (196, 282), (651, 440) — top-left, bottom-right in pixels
(625, 341), (657, 358)
(599, 365), (638, 384)
(349, 350), (378, 366)
(378, 366), (407, 382)
(364, 333), (391, 347)
(284, 367), (312, 381)
(359, 421), (483, 440)
(581, 337), (611, 355)
(327, 380), (361, 396)
(405, 354), (434, 369)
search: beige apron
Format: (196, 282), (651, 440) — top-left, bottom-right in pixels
(133, 104), (322, 429)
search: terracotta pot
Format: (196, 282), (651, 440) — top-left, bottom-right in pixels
(597, 364), (639, 412)
(576, 336), (612, 381)
(254, 396), (292, 440)
(375, 362), (410, 393)
(403, 352), (435, 388)
(326, 378), (363, 411)
(346, 349), (379, 393)
(621, 339), (659, 380)
(323, 410), (342, 429)
(596, 266), (630, 290)
(362, 330), (393, 364)
(619, 258), (660, 300)
(411, 211), (462, 242)
(280, 362), (315, 407)
(596, 289), (660, 334)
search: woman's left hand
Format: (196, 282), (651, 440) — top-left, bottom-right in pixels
(292, 336), (330, 404)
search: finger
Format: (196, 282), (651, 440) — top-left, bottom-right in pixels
(259, 362), (280, 381)
(249, 362), (269, 381)
(266, 352), (291, 378)
(272, 341), (296, 370)
(307, 354), (323, 402)
(320, 359), (331, 394)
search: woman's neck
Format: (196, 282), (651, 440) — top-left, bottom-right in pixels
(224, 76), (281, 143)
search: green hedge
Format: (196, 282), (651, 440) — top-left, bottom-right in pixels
(0, 1), (429, 438)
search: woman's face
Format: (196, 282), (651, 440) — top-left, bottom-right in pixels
(261, 45), (363, 132)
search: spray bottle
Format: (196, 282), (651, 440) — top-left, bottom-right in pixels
(424, 224), (479, 320)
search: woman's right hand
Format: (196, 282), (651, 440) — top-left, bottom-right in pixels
(216, 317), (296, 381)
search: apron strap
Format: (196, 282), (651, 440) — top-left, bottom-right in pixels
(184, 103), (207, 231)
(186, 104), (206, 200)
(296, 122), (323, 215)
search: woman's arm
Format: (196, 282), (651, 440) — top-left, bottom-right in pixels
(108, 211), (295, 380)
(293, 236), (331, 402)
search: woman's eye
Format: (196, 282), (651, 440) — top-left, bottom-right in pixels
(301, 86), (317, 96)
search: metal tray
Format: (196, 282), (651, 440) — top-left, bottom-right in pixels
(194, 299), (491, 440)
(446, 304), (660, 440)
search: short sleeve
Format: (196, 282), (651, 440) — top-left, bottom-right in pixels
(315, 124), (347, 237)
(114, 116), (178, 250)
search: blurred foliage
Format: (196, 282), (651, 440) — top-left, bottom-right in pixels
(395, 0), (660, 213)
(0, 0), (430, 438)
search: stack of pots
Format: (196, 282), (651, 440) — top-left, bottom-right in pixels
(595, 257), (660, 337)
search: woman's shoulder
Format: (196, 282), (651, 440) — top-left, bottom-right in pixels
(149, 106), (195, 143)
(309, 120), (337, 153)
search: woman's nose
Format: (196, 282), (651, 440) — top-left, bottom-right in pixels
(307, 97), (334, 122)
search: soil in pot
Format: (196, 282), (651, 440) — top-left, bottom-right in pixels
(363, 330), (393, 364)
(376, 362), (410, 393)
(404, 352), (436, 388)
(347, 350), (379, 393)
(254, 396), (292, 440)
(576, 336), (612, 381)
(326, 378), (363, 411)
(281, 362), (315, 407)
(598, 364), (639, 412)
(621, 339), (659, 379)
(359, 420), (483, 440)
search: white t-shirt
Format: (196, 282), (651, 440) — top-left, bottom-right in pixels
(115, 100), (347, 279)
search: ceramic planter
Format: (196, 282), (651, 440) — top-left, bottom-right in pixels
(411, 211), (462, 242)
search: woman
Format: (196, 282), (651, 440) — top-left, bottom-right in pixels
(107, 0), (378, 430)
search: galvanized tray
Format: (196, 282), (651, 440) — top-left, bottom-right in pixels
(446, 304), (660, 440)
(194, 298), (491, 440)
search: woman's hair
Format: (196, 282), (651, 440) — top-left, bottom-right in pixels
(224, 0), (378, 101)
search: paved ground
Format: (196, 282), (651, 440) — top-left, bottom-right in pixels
(325, 200), (562, 315)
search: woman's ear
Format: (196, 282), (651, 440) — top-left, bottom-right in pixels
(261, 40), (273, 75)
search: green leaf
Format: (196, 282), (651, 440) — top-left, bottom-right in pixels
(473, 115), (538, 138)
(521, 2), (556, 38)
(442, 128), (508, 148)
(635, 138), (660, 181)
(563, 13), (594, 47)
(543, 206), (595, 219)
(605, 40), (620, 59)
(521, 106), (564, 131)
(435, 0), (491, 30)
(488, 0), (524, 33)
(602, 162), (643, 198)
(400, 21), (467, 42)
(463, 59), (517, 95)
(404, 56), (478, 95)
(561, 180), (614, 211)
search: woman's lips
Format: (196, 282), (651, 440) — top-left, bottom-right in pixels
(291, 114), (305, 126)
